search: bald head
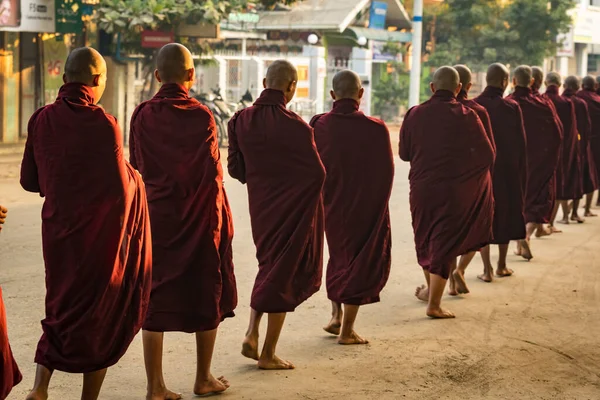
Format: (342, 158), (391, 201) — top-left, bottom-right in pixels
(582, 75), (596, 90)
(545, 72), (561, 87)
(564, 75), (580, 91)
(513, 65), (533, 88)
(453, 64), (472, 90)
(532, 66), (544, 90)
(156, 43), (194, 86)
(264, 60), (298, 103)
(486, 63), (510, 89)
(64, 47), (106, 84)
(332, 70), (363, 101)
(431, 66), (461, 93)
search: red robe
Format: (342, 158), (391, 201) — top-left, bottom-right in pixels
(399, 90), (495, 279)
(130, 83), (237, 333)
(475, 86), (527, 244)
(227, 89), (325, 313)
(20, 83), (152, 373)
(564, 88), (599, 194)
(508, 87), (562, 224)
(0, 287), (21, 399)
(457, 90), (496, 153)
(576, 89), (600, 182)
(543, 86), (582, 200)
(311, 99), (394, 305)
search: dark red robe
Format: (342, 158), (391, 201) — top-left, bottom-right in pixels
(544, 86), (582, 200)
(227, 89), (325, 313)
(508, 87), (563, 224)
(399, 90), (495, 279)
(130, 83), (237, 333)
(0, 287), (21, 400)
(457, 90), (496, 153)
(576, 89), (600, 182)
(311, 99), (394, 305)
(20, 83), (152, 373)
(475, 86), (527, 244)
(564, 88), (599, 194)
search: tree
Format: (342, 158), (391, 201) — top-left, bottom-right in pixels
(373, 42), (409, 121)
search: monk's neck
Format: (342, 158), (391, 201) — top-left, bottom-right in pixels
(562, 88), (576, 97)
(255, 89), (287, 106)
(545, 85), (559, 95)
(483, 86), (505, 97)
(58, 82), (96, 105)
(456, 90), (469, 100)
(332, 98), (359, 113)
(156, 83), (189, 99)
(513, 86), (532, 96)
(432, 90), (456, 100)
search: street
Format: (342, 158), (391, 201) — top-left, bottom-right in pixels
(1, 146), (600, 400)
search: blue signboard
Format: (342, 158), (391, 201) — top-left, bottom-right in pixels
(369, 1), (388, 30)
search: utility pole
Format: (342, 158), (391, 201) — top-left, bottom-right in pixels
(409, 0), (423, 107)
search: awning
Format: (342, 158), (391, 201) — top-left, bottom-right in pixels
(345, 27), (412, 42)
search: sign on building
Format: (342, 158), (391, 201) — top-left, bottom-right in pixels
(141, 30), (174, 48)
(55, 0), (82, 34)
(369, 1), (387, 30)
(0, 0), (55, 32)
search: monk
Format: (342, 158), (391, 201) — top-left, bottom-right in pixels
(474, 63), (527, 282)
(311, 70), (394, 344)
(20, 47), (152, 400)
(543, 72), (582, 224)
(531, 66), (545, 97)
(228, 60), (325, 368)
(130, 44), (236, 399)
(400, 66), (494, 318)
(564, 76), (598, 217)
(507, 66), (562, 261)
(450, 64), (496, 295)
(577, 76), (600, 209)
(0, 205), (22, 400)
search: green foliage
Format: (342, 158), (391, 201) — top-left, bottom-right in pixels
(373, 42), (409, 120)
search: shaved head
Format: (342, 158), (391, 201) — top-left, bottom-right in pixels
(453, 64), (472, 89)
(545, 72), (561, 87)
(513, 65), (533, 88)
(264, 60), (298, 103)
(582, 75), (596, 90)
(564, 75), (580, 91)
(332, 70), (362, 100)
(63, 47), (107, 103)
(532, 66), (544, 89)
(432, 66), (461, 92)
(486, 63), (510, 88)
(156, 43), (194, 86)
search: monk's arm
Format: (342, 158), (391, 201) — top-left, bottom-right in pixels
(482, 113), (496, 154)
(398, 121), (411, 162)
(129, 123), (138, 169)
(471, 113), (495, 167)
(516, 106), (528, 195)
(227, 112), (246, 184)
(20, 115), (41, 194)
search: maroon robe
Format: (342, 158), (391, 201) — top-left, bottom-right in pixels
(399, 90), (495, 279)
(508, 87), (562, 224)
(564, 88), (599, 194)
(457, 90), (496, 153)
(544, 86), (582, 200)
(0, 287), (21, 399)
(20, 83), (152, 373)
(310, 99), (394, 305)
(475, 86), (527, 244)
(576, 89), (600, 182)
(130, 83), (237, 333)
(227, 89), (325, 313)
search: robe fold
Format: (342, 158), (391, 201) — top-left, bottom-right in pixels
(576, 89), (600, 182)
(20, 83), (152, 373)
(475, 86), (527, 244)
(457, 90), (496, 153)
(0, 287), (21, 400)
(399, 90), (495, 279)
(227, 89), (325, 313)
(544, 86), (582, 200)
(508, 87), (563, 224)
(564, 88), (599, 194)
(130, 83), (237, 333)
(311, 99), (394, 306)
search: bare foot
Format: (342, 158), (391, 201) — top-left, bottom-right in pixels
(452, 269), (470, 294)
(258, 355), (295, 370)
(549, 225), (562, 233)
(571, 215), (585, 223)
(241, 336), (259, 361)
(535, 226), (552, 237)
(518, 239), (533, 261)
(146, 388), (182, 400)
(426, 306), (455, 319)
(477, 273), (493, 283)
(323, 318), (341, 336)
(338, 331), (369, 345)
(26, 391), (48, 400)
(496, 267), (514, 277)
(557, 218), (569, 225)
(194, 375), (230, 396)
(448, 273), (458, 296)
(584, 211), (597, 217)
(415, 284), (429, 302)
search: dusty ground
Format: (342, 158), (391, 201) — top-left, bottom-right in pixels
(1, 142), (600, 400)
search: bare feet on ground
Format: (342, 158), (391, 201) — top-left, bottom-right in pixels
(258, 355), (295, 370)
(535, 226), (552, 237)
(426, 307), (455, 319)
(448, 273), (458, 296)
(323, 318), (341, 336)
(549, 225), (562, 233)
(146, 389), (182, 400)
(477, 273), (493, 283)
(241, 336), (259, 361)
(496, 266), (514, 277)
(193, 375), (230, 396)
(571, 215), (585, 223)
(338, 331), (369, 345)
(584, 211), (597, 217)
(452, 269), (470, 294)
(25, 391), (48, 400)
(518, 240), (533, 261)
(415, 284), (429, 302)
(557, 218), (569, 225)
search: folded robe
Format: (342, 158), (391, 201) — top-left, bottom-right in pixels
(475, 86), (527, 244)
(457, 90), (496, 154)
(311, 99), (394, 306)
(576, 89), (600, 184)
(544, 86), (582, 200)
(227, 89), (325, 313)
(0, 287), (21, 400)
(130, 83), (237, 333)
(564, 88), (599, 194)
(508, 87), (563, 224)
(20, 83), (152, 373)
(399, 90), (495, 279)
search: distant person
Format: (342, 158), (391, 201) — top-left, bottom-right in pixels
(130, 43), (237, 398)
(507, 66), (562, 260)
(576, 76), (600, 208)
(311, 70), (394, 344)
(399, 66), (495, 318)
(563, 76), (598, 217)
(228, 60), (325, 369)
(531, 66), (545, 97)
(474, 63), (527, 282)
(20, 47), (152, 400)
